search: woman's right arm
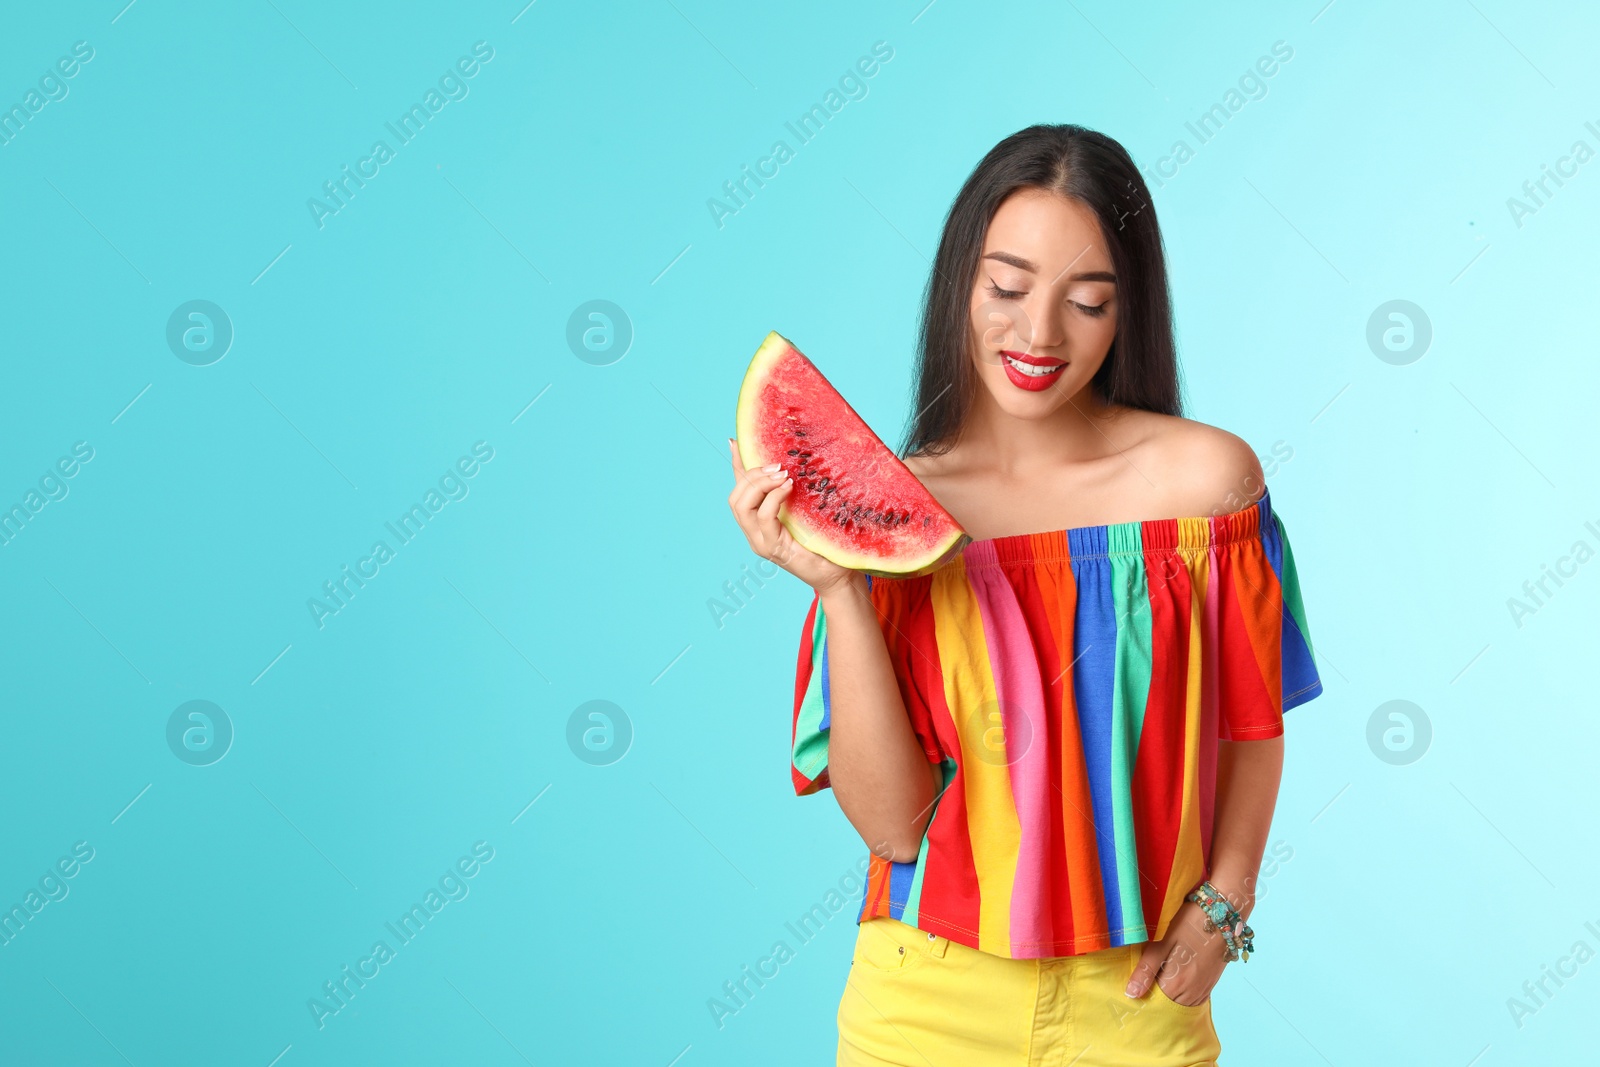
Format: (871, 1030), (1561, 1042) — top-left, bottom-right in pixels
(727, 439), (940, 863)
(812, 572), (941, 861)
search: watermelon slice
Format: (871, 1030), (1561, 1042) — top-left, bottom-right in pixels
(734, 331), (969, 578)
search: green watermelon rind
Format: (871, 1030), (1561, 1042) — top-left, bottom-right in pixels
(734, 331), (970, 579)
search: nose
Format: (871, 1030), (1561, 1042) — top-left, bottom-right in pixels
(1022, 293), (1068, 352)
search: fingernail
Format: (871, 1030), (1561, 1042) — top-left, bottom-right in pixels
(762, 464), (781, 474)
(1124, 982), (1139, 998)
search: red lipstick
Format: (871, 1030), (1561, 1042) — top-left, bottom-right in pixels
(999, 350), (1067, 392)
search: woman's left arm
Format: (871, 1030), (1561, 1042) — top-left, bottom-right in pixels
(1208, 734), (1286, 926)
(1124, 735), (1285, 1004)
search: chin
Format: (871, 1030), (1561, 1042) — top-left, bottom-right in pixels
(977, 360), (1079, 416)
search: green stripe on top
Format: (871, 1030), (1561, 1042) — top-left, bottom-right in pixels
(792, 604), (830, 783)
(1107, 521), (1151, 938)
(1276, 512), (1313, 649)
(1271, 511), (1323, 707)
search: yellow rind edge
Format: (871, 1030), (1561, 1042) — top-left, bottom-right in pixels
(733, 330), (969, 578)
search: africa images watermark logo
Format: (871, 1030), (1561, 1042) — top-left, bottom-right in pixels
(0, 841), (96, 949)
(705, 41), (894, 230)
(306, 841), (495, 1030)
(0, 441), (94, 549)
(1505, 517), (1600, 629)
(1139, 39), (1294, 189)
(307, 441), (495, 629)
(0, 40), (95, 149)
(1504, 119), (1600, 230)
(706, 852), (873, 1030)
(307, 42), (496, 230)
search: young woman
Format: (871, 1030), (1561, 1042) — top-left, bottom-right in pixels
(727, 124), (1322, 1066)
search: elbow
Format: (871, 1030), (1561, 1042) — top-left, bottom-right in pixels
(879, 808), (935, 862)
(849, 813), (927, 864)
(861, 839), (924, 864)
(875, 837), (925, 863)
(835, 768), (937, 864)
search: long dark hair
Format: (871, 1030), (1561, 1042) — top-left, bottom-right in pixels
(900, 124), (1181, 457)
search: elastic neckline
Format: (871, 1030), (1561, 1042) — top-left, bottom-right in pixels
(957, 489), (1273, 569)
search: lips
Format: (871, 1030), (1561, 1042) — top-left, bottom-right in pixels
(1000, 350), (1066, 392)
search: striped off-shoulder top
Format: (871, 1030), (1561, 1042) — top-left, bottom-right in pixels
(789, 488), (1323, 960)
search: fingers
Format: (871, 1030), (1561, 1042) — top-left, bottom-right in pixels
(1124, 940), (1166, 998)
(726, 439), (796, 566)
(731, 464), (787, 521)
(726, 438), (813, 574)
(755, 476), (793, 559)
(729, 460), (777, 511)
(726, 439), (757, 502)
(727, 444), (786, 516)
(726, 439), (767, 505)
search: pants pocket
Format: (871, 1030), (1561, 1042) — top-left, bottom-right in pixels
(1151, 974), (1211, 1012)
(852, 917), (943, 975)
(1126, 945), (1211, 1012)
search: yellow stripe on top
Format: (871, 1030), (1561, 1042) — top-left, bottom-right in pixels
(929, 560), (1021, 955)
(1158, 517), (1212, 928)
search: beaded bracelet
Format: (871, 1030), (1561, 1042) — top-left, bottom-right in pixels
(1185, 881), (1255, 962)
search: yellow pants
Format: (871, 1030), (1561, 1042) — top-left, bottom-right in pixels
(837, 916), (1222, 1067)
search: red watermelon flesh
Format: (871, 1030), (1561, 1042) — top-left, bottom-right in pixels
(735, 331), (969, 578)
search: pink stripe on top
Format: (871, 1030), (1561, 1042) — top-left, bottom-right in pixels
(963, 539), (1055, 958)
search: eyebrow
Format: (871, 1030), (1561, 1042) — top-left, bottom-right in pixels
(982, 251), (1115, 282)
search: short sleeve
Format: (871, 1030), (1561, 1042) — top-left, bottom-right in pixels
(790, 590), (832, 796)
(789, 578), (947, 797)
(1213, 508), (1324, 740)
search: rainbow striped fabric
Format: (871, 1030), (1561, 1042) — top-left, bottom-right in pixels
(789, 489), (1322, 960)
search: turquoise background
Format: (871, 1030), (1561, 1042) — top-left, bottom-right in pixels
(2, 1), (1596, 1064)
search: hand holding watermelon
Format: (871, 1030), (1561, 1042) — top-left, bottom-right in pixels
(727, 437), (857, 596)
(730, 332), (969, 581)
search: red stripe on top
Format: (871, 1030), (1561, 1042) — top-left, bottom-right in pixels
(1004, 536), (1071, 951)
(899, 575), (983, 941)
(792, 593), (825, 796)
(1213, 517), (1286, 740)
(858, 853), (893, 919)
(878, 578), (947, 763)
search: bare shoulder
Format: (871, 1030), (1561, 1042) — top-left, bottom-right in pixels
(1133, 413), (1266, 517)
(902, 449), (960, 483)
(902, 447), (985, 523)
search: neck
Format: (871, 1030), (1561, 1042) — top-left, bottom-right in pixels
(958, 379), (1123, 477)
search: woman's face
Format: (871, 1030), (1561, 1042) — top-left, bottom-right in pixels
(967, 188), (1120, 417)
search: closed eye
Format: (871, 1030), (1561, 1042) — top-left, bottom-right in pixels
(988, 280), (1110, 318)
